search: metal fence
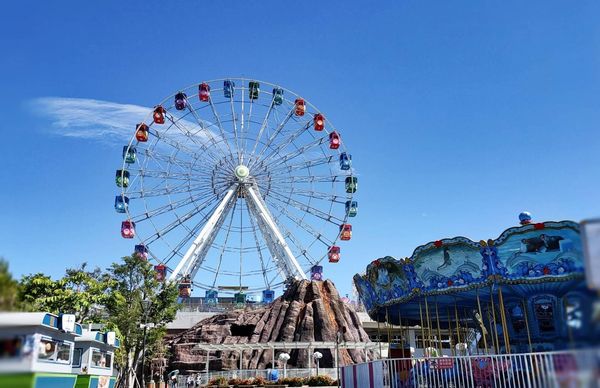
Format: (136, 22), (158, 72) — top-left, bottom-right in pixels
(177, 367), (338, 386)
(341, 349), (600, 388)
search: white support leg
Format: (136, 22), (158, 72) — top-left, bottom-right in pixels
(245, 184), (307, 281)
(168, 185), (238, 281)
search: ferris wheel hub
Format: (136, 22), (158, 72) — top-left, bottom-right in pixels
(235, 165), (250, 180)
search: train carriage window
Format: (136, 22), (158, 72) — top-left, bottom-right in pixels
(91, 349), (112, 369)
(72, 348), (82, 367)
(38, 338), (72, 364)
(0, 337), (23, 358)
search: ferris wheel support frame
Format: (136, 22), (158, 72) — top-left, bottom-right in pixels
(168, 186), (238, 282)
(168, 179), (307, 284)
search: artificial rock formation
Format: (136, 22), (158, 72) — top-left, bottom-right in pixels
(169, 279), (372, 371)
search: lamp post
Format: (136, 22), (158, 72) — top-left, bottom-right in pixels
(278, 352), (290, 378)
(141, 299), (151, 387)
(336, 327), (346, 388)
(312, 352), (323, 377)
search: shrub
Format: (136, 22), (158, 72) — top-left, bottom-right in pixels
(228, 377), (252, 385)
(252, 376), (268, 385)
(305, 375), (336, 386)
(208, 376), (228, 386)
(278, 376), (304, 387)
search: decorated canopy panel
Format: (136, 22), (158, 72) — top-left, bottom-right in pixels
(354, 221), (584, 314)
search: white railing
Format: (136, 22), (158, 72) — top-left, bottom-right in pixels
(341, 349), (600, 388)
(178, 367), (338, 386)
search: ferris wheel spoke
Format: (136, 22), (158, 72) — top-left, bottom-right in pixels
(246, 204), (272, 289)
(129, 188), (215, 223)
(248, 97), (276, 159)
(260, 186), (344, 225)
(287, 188), (348, 204)
(244, 185), (306, 281)
(161, 113), (221, 163)
(252, 120), (312, 167)
(169, 185), (239, 281)
(206, 97), (237, 167)
(182, 104), (233, 167)
(160, 203), (221, 266)
(136, 169), (208, 183)
(140, 148), (202, 172)
(257, 135), (328, 171)
(248, 107), (295, 169)
(210, 199), (238, 289)
(239, 94), (254, 164)
(267, 213), (318, 267)
(254, 155), (336, 178)
(149, 127), (220, 168)
(142, 193), (220, 246)
(126, 180), (208, 199)
(266, 174), (349, 184)
(264, 200), (334, 246)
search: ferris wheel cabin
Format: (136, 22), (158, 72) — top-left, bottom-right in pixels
(152, 106), (165, 124)
(135, 123), (149, 142)
(272, 87), (284, 105)
(313, 113), (325, 131)
(198, 83), (210, 102)
(122, 146), (136, 164)
(328, 246), (341, 263)
(120, 221), (135, 239)
(345, 200), (358, 217)
(248, 81), (260, 100)
(115, 170), (129, 188)
(114, 195), (129, 213)
(174, 92), (188, 110)
(294, 98), (306, 116)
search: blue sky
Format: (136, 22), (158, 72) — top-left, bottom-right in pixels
(1, 1), (599, 298)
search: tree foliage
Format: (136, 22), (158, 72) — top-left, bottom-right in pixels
(0, 258), (19, 311)
(19, 263), (115, 323)
(105, 256), (179, 386)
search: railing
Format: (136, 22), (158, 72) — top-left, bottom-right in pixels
(176, 367), (338, 386)
(341, 349), (600, 388)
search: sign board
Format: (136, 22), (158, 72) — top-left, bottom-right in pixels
(430, 358), (454, 370)
(60, 314), (76, 333)
(581, 219), (600, 290)
(106, 332), (116, 346)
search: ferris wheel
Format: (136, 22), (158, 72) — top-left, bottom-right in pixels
(114, 78), (358, 299)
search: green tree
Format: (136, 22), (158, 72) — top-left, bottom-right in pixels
(0, 258), (19, 311)
(19, 263), (115, 323)
(106, 256), (179, 386)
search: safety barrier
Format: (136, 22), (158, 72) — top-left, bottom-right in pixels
(341, 349), (600, 388)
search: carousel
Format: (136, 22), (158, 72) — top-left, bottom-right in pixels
(354, 213), (599, 356)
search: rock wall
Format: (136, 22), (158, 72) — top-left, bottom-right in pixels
(169, 279), (373, 371)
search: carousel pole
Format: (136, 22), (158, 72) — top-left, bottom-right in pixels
(398, 310), (406, 355)
(454, 302), (462, 345)
(447, 307), (456, 356)
(521, 299), (533, 353)
(419, 300), (426, 354)
(497, 286), (512, 354)
(476, 289), (489, 354)
(488, 303), (500, 354)
(424, 297), (434, 354)
(490, 287), (501, 354)
(385, 307), (392, 353)
(376, 312), (383, 358)
(435, 301), (443, 355)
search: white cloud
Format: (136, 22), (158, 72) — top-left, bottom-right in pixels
(29, 97), (223, 148)
(30, 97), (150, 143)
